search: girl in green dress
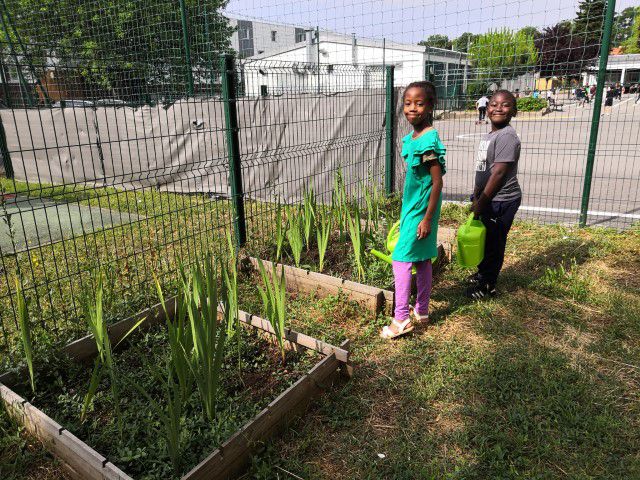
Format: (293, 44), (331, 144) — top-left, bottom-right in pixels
(381, 81), (445, 339)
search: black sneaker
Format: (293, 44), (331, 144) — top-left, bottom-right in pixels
(465, 283), (496, 300)
(466, 272), (482, 285)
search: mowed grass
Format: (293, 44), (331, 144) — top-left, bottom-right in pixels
(245, 221), (640, 479)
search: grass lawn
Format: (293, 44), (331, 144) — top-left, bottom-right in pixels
(245, 221), (640, 479)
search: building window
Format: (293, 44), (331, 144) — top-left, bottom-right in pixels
(271, 31), (277, 42)
(295, 28), (306, 43)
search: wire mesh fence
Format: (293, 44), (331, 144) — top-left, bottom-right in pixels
(1, 0), (639, 366)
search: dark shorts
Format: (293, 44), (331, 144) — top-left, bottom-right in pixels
(605, 98), (613, 107)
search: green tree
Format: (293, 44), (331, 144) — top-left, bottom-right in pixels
(419, 34), (452, 50)
(3, 0), (233, 101)
(613, 7), (638, 45)
(518, 26), (541, 40)
(573, 0), (606, 59)
(621, 8), (640, 54)
(469, 28), (538, 81)
(452, 32), (477, 53)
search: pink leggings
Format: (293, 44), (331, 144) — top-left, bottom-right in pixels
(393, 260), (432, 321)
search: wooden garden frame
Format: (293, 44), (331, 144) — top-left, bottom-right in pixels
(0, 298), (351, 480)
(247, 242), (449, 316)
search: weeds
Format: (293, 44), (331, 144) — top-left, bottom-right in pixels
(129, 362), (184, 475)
(257, 260), (287, 361)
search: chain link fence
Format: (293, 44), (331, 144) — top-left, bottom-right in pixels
(1, 0), (638, 366)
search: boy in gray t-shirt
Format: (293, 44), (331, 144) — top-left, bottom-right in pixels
(466, 90), (522, 300)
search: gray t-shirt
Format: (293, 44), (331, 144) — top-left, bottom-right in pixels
(474, 125), (522, 202)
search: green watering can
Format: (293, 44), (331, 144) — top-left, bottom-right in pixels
(369, 220), (437, 270)
(456, 214), (486, 267)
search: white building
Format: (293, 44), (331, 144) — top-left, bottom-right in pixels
(225, 13), (308, 59)
(584, 54), (640, 85)
(235, 28), (469, 97)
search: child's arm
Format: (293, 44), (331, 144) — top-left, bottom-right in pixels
(472, 162), (512, 216)
(417, 161), (443, 239)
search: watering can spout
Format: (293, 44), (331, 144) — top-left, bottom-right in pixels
(370, 248), (392, 265)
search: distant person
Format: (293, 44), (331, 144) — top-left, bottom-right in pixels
(615, 83), (622, 100)
(476, 95), (489, 125)
(532, 90), (539, 99)
(466, 90), (521, 299)
(590, 84), (597, 101)
(381, 81), (445, 339)
(514, 89), (520, 99)
(603, 86), (614, 116)
(635, 84), (640, 104)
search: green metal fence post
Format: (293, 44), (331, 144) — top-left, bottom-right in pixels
(178, 0), (194, 96)
(385, 65), (395, 196)
(0, 117), (13, 178)
(579, 0), (617, 227)
(220, 54), (246, 247)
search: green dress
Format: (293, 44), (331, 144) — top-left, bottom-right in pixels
(391, 129), (446, 263)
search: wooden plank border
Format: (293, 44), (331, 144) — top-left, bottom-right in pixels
(246, 242), (448, 317)
(1, 299), (350, 480)
(0, 384), (132, 480)
(183, 346), (345, 480)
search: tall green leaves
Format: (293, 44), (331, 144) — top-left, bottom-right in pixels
(156, 271), (192, 400)
(15, 279), (35, 392)
(275, 200), (286, 261)
(184, 256), (228, 422)
(347, 207), (365, 281)
(81, 273), (121, 435)
(257, 260), (287, 361)
(316, 209), (332, 273)
(303, 189), (316, 250)
(286, 206), (304, 267)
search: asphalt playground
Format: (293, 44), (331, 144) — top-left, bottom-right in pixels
(438, 93), (640, 228)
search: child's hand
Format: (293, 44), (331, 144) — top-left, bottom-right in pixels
(417, 218), (431, 239)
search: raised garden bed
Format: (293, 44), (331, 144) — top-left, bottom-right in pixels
(0, 296), (350, 480)
(245, 240), (449, 316)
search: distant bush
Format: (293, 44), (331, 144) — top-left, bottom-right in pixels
(517, 97), (548, 112)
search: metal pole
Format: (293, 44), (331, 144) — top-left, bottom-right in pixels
(316, 26), (320, 94)
(385, 65), (395, 196)
(579, 0), (616, 227)
(0, 56), (11, 108)
(0, 117), (13, 178)
(178, 0), (194, 96)
(220, 54), (246, 247)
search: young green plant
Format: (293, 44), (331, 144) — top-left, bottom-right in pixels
(286, 206), (304, 267)
(275, 199), (286, 261)
(303, 188), (316, 250)
(156, 270), (193, 400)
(183, 256), (228, 422)
(332, 170), (348, 239)
(316, 208), (332, 273)
(257, 260), (287, 362)
(81, 273), (122, 434)
(347, 207), (365, 281)
(15, 279), (35, 392)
